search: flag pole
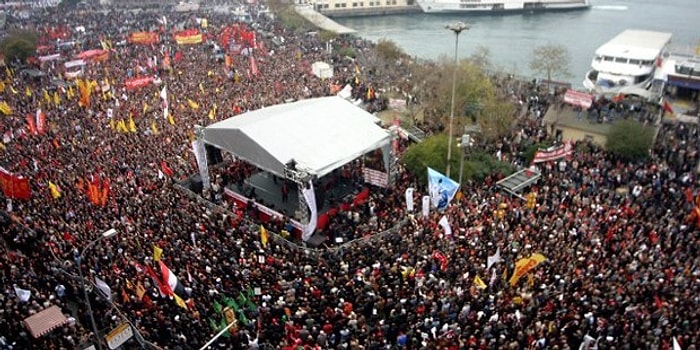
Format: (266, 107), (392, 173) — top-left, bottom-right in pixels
(199, 320), (238, 350)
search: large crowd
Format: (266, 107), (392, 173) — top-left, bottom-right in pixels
(1, 2), (699, 350)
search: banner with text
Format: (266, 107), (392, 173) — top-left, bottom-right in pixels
(362, 167), (389, 188)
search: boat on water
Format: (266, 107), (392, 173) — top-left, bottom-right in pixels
(416, 0), (590, 14)
(583, 29), (672, 97)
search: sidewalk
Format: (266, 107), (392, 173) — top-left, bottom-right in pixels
(294, 5), (357, 35)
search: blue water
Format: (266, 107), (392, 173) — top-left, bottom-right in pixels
(335, 0), (700, 87)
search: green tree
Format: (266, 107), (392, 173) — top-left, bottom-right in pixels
(318, 30), (337, 43)
(374, 39), (406, 62)
(1, 29), (39, 65)
(401, 134), (514, 185)
(606, 120), (655, 161)
(412, 58), (495, 127)
(529, 44), (571, 89)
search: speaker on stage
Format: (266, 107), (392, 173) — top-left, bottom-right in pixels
(205, 144), (224, 165)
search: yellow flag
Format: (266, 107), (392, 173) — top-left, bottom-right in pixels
(151, 120), (159, 134)
(67, 86), (74, 100)
(48, 181), (61, 199)
(173, 293), (188, 310)
(0, 81), (4, 93)
(198, 83), (204, 94)
(509, 253), (547, 286)
(168, 112), (175, 125)
(25, 86), (32, 96)
(260, 225), (269, 248)
(128, 115), (137, 133)
(10, 85), (18, 95)
(109, 118), (115, 130)
(143, 102), (149, 114)
(117, 119), (128, 133)
(43, 89), (51, 104)
(474, 275), (487, 289)
(153, 245), (163, 262)
(208, 104), (216, 120)
(187, 99), (200, 110)
(53, 91), (60, 105)
(0, 101), (12, 115)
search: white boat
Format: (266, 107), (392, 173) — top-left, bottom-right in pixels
(416, 0), (590, 14)
(583, 30), (672, 97)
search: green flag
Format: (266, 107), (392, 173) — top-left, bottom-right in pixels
(236, 309), (249, 326)
(222, 295), (239, 311)
(247, 285), (255, 299)
(219, 318), (230, 338)
(208, 318), (218, 331)
(213, 300), (222, 314)
(237, 292), (247, 307)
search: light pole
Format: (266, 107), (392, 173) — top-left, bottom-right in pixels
(445, 21), (470, 179)
(457, 134), (471, 186)
(78, 228), (118, 350)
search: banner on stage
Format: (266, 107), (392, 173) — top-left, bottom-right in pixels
(362, 167), (388, 188)
(0, 167), (31, 200)
(191, 139), (210, 189)
(301, 181), (317, 241)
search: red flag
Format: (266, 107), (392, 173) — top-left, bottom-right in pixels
(144, 264), (168, 297)
(249, 55), (259, 76)
(26, 114), (38, 135)
(0, 167), (31, 200)
(654, 295), (663, 309)
(174, 51), (182, 63)
(663, 101), (674, 114)
(160, 161), (174, 177)
(36, 109), (47, 135)
(100, 177), (110, 207)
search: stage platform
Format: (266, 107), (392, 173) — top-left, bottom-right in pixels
(224, 171), (361, 247)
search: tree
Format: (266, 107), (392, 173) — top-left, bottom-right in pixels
(529, 44), (571, 89)
(401, 134), (514, 185)
(1, 29), (39, 65)
(605, 120), (655, 161)
(469, 45), (492, 71)
(374, 39), (406, 63)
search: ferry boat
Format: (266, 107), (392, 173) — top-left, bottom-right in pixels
(583, 30), (672, 96)
(416, 0), (590, 14)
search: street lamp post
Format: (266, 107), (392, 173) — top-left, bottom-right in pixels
(457, 134), (471, 186)
(78, 228), (118, 350)
(445, 21), (470, 178)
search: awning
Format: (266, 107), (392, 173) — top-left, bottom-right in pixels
(23, 305), (68, 338)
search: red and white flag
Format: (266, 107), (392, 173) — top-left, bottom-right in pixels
(531, 142), (573, 164)
(249, 56), (259, 76)
(160, 85), (169, 120)
(159, 260), (184, 296)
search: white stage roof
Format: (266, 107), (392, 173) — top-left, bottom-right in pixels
(201, 96), (391, 178)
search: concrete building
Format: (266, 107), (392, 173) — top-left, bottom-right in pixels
(301, 0), (420, 17)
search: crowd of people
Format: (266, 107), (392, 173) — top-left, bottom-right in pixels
(0, 2), (699, 350)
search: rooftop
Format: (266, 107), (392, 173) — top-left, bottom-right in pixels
(595, 30), (672, 60)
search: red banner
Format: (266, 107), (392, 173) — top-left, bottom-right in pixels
(128, 32), (159, 45)
(563, 89), (593, 109)
(0, 167), (31, 200)
(76, 49), (110, 62)
(532, 142), (573, 164)
(124, 76), (154, 91)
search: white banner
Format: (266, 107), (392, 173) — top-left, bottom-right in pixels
(438, 215), (452, 236)
(421, 195), (430, 217)
(362, 167), (389, 188)
(563, 89), (593, 109)
(301, 181), (317, 241)
(405, 188), (414, 212)
(191, 139), (210, 189)
(532, 142), (573, 164)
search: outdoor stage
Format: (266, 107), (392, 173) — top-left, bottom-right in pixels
(223, 170), (362, 246)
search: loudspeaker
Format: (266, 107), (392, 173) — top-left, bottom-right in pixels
(205, 144), (223, 165)
(190, 175), (203, 194)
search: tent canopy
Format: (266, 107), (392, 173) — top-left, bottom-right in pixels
(201, 96), (391, 178)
